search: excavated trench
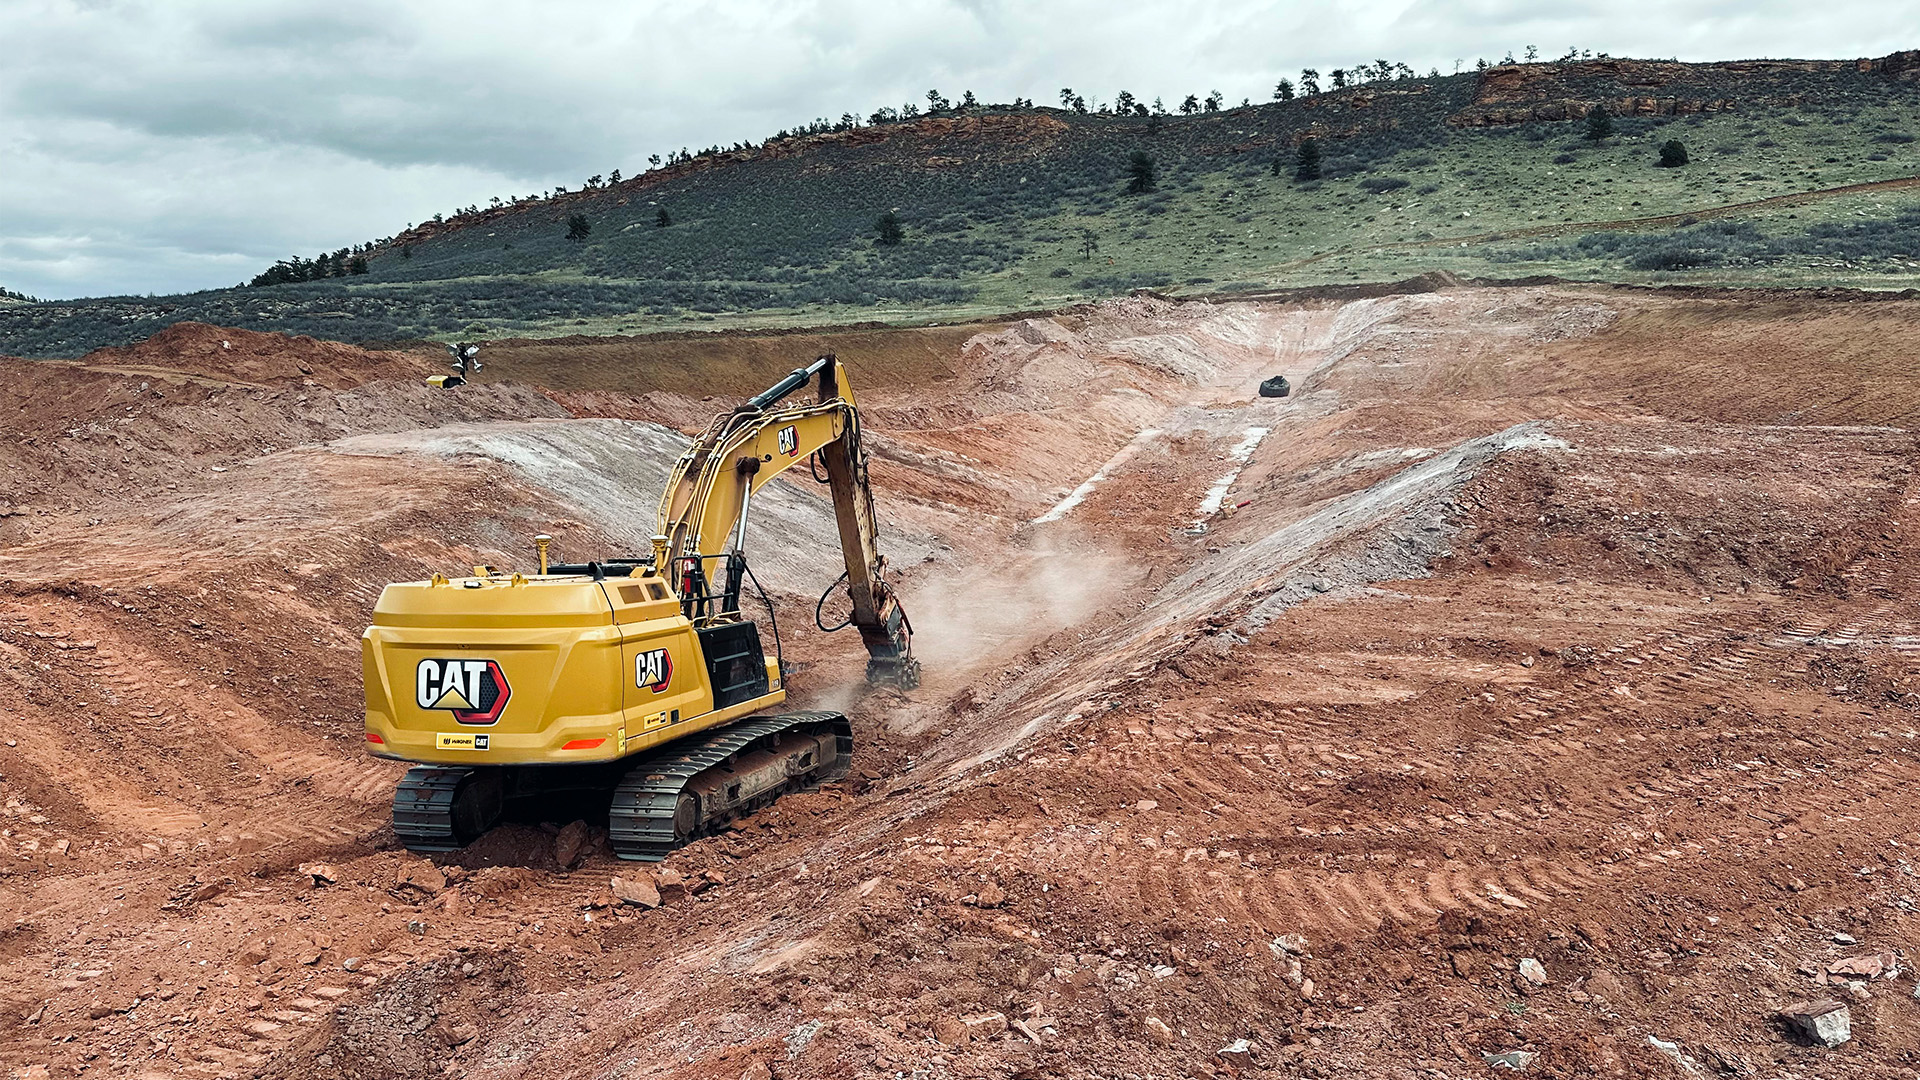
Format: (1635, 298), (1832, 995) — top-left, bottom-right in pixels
(2, 288), (1919, 1079)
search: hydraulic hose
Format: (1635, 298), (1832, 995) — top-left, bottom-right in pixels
(814, 569), (853, 633)
(743, 560), (782, 671)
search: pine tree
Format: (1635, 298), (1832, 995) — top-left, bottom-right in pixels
(566, 213), (591, 242)
(655, 206), (672, 227)
(1584, 105), (1614, 142)
(1273, 79), (1294, 101)
(875, 211), (904, 246)
(1294, 137), (1322, 181)
(1126, 151), (1157, 194)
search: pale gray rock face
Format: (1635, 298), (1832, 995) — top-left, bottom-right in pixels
(1778, 998), (1851, 1047)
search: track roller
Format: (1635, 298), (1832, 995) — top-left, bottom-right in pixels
(609, 711), (851, 861)
(392, 766), (504, 853)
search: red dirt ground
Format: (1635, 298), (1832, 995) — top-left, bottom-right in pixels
(2, 289), (1917, 1080)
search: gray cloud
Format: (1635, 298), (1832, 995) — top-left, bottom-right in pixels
(1, 0), (1914, 299)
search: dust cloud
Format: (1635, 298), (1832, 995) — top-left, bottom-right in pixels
(902, 533), (1131, 675)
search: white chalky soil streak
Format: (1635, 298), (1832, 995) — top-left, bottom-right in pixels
(1032, 427), (1162, 524)
(1194, 426), (1271, 520)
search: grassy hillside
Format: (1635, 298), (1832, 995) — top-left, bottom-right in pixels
(5, 54), (1920, 357)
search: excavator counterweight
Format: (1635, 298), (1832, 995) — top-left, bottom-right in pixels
(364, 353), (917, 858)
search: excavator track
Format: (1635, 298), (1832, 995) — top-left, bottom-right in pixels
(609, 710), (851, 861)
(392, 765), (504, 852)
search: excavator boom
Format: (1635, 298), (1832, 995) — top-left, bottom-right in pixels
(655, 355), (918, 687)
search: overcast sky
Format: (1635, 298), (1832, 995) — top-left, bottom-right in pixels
(2, 0), (1913, 300)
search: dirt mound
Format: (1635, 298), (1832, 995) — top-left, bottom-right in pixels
(0, 323), (562, 517)
(74, 321), (428, 389)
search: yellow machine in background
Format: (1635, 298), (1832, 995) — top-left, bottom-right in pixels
(362, 354), (918, 859)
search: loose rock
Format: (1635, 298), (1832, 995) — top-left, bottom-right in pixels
(1269, 934), (1310, 958)
(932, 1016), (971, 1047)
(1142, 1016), (1175, 1045)
(1778, 998), (1850, 1047)
(1826, 952), (1893, 980)
(1647, 1035), (1705, 1074)
(1482, 1049), (1537, 1071)
(395, 860), (446, 896)
(554, 820), (589, 869)
(611, 875), (661, 909)
(961, 1012), (1008, 1039)
(1517, 958), (1548, 986)
(299, 863), (338, 886)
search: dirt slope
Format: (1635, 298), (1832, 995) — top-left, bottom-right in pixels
(2, 288), (1919, 1080)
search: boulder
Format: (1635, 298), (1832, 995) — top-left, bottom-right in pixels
(554, 821), (589, 869)
(1778, 998), (1850, 1047)
(610, 875), (661, 909)
(1258, 375), (1291, 398)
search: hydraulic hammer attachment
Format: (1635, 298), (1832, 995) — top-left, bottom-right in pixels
(811, 359), (921, 690)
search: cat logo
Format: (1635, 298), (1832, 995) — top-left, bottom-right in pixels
(435, 732), (490, 751)
(635, 647), (673, 693)
(415, 658), (511, 725)
(777, 424), (798, 457)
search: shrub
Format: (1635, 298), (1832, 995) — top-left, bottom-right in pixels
(1629, 244), (1719, 271)
(1359, 176), (1410, 194)
(1049, 266), (1073, 277)
(1552, 152), (1577, 164)
(1657, 140), (1690, 168)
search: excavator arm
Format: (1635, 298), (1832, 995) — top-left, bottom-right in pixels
(654, 355), (920, 688)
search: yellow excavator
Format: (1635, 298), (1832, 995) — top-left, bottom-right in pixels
(361, 354), (918, 859)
